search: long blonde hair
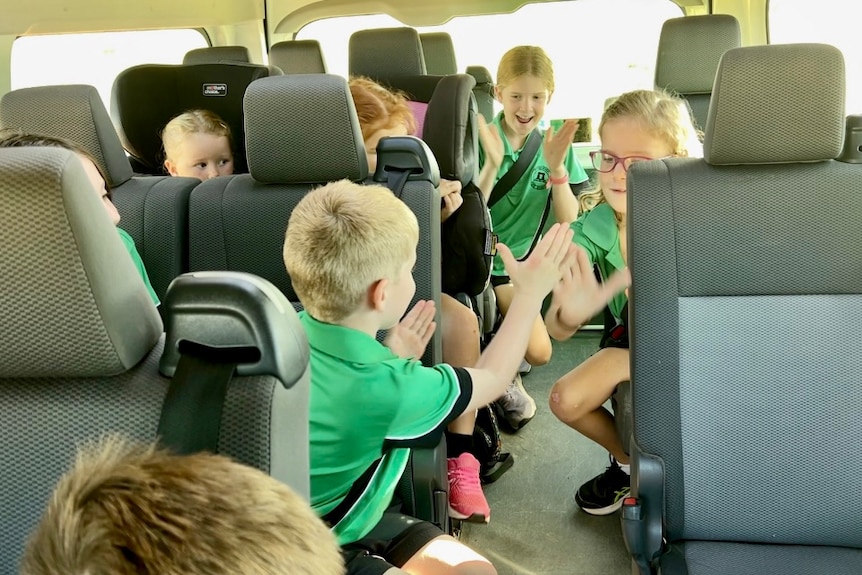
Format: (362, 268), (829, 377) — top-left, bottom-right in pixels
(579, 89), (702, 212)
(495, 45), (555, 93)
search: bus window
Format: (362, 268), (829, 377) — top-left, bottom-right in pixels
(769, 0), (862, 113)
(11, 29), (209, 109)
(296, 0), (683, 134)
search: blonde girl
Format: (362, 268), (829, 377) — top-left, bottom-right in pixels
(162, 109), (235, 180)
(546, 88), (701, 516)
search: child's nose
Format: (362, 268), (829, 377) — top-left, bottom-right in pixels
(205, 165), (219, 180)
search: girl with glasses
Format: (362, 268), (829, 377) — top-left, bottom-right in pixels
(544, 89), (701, 517)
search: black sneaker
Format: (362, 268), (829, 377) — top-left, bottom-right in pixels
(574, 458), (630, 516)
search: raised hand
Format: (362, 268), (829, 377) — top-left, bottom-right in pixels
(384, 300), (436, 359)
(497, 223), (573, 300)
(478, 115), (504, 170)
(439, 179), (464, 222)
(543, 119), (579, 176)
(552, 244), (630, 330)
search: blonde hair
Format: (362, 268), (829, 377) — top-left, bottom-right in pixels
(496, 45), (555, 93)
(283, 179), (418, 323)
(579, 89), (703, 212)
(20, 436), (344, 575)
(348, 76), (416, 141)
(161, 109), (234, 163)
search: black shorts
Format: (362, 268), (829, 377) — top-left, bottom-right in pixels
(341, 512), (444, 575)
(490, 274), (510, 288)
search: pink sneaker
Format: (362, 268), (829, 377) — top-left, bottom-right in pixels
(447, 452), (491, 523)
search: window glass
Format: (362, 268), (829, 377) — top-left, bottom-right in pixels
(297, 0), (683, 135)
(769, 0), (862, 112)
(12, 29), (208, 108)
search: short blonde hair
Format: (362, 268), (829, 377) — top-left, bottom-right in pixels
(496, 45), (555, 93)
(161, 108), (234, 163)
(348, 76), (417, 141)
(20, 436), (344, 575)
(283, 179), (418, 323)
(579, 89), (703, 212)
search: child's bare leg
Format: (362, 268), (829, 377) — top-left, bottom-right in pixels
(441, 294), (480, 434)
(549, 347), (630, 464)
(493, 282), (551, 366)
(396, 535), (497, 575)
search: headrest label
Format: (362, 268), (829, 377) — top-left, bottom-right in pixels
(202, 83), (228, 96)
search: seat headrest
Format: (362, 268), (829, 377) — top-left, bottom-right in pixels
(421, 74), (478, 186)
(183, 46), (251, 65)
(0, 147), (162, 378)
(349, 27), (426, 80)
(704, 43), (845, 165)
(465, 65), (493, 85)
(243, 74), (367, 183)
(0, 84), (133, 187)
(159, 271), (308, 384)
(420, 32), (458, 75)
(270, 40), (327, 74)
(112, 62), (273, 173)
(655, 15), (741, 95)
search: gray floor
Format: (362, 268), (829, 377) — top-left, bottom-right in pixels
(460, 332), (631, 575)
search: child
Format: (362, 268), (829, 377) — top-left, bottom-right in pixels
(161, 109), (235, 180)
(350, 76), (489, 524)
(545, 89), (701, 516)
(477, 45), (590, 431)
(0, 130), (160, 306)
(20, 435), (345, 575)
(282, 179), (625, 574)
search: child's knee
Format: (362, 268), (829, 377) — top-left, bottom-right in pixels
(525, 341), (552, 366)
(548, 380), (584, 422)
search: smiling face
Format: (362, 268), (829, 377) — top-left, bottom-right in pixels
(494, 74), (551, 143)
(164, 132), (234, 180)
(598, 117), (675, 215)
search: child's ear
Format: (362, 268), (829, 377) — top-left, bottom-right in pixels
(164, 159), (178, 176)
(493, 85), (503, 103)
(546, 90), (554, 105)
(369, 278), (389, 312)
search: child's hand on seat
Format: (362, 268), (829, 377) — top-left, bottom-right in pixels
(552, 245), (631, 330)
(439, 179), (463, 222)
(498, 223), (572, 301)
(384, 300), (436, 360)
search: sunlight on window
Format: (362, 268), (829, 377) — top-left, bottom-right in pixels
(770, 0), (862, 113)
(297, 0), (683, 132)
(12, 29), (208, 109)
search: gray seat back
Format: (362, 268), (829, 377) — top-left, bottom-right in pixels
(0, 84), (198, 303)
(420, 32), (458, 75)
(628, 43), (862, 572)
(183, 45), (251, 64)
(270, 39), (327, 74)
(0, 147), (310, 571)
(654, 14), (740, 131)
(466, 65), (496, 123)
(349, 26), (426, 78)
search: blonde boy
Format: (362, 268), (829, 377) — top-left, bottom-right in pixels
(20, 435), (344, 575)
(283, 179), (626, 575)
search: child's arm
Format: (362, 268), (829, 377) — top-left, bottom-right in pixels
(544, 119), (580, 224)
(462, 224), (571, 412)
(545, 245), (630, 341)
(384, 300), (436, 359)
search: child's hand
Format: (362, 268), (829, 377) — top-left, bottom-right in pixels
(478, 115), (504, 170)
(543, 119), (578, 178)
(384, 300), (436, 360)
(553, 244), (631, 328)
(439, 179), (463, 222)
(498, 223), (572, 300)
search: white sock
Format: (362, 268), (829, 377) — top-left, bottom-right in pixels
(618, 462), (631, 475)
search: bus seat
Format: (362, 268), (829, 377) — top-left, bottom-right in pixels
(420, 32), (458, 75)
(183, 45), (251, 64)
(349, 26), (426, 79)
(466, 65), (496, 123)
(624, 43), (862, 574)
(188, 73), (450, 530)
(112, 61), (275, 175)
(0, 84), (196, 304)
(0, 147), (311, 572)
(654, 14), (740, 132)
(270, 39), (327, 74)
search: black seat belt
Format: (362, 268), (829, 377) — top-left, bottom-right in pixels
(158, 339), (260, 455)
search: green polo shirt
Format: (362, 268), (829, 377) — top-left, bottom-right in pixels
(300, 311), (472, 545)
(479, 112), (589, 274)
(570, 202), (627, 321)
(117, 227), (159, 306)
